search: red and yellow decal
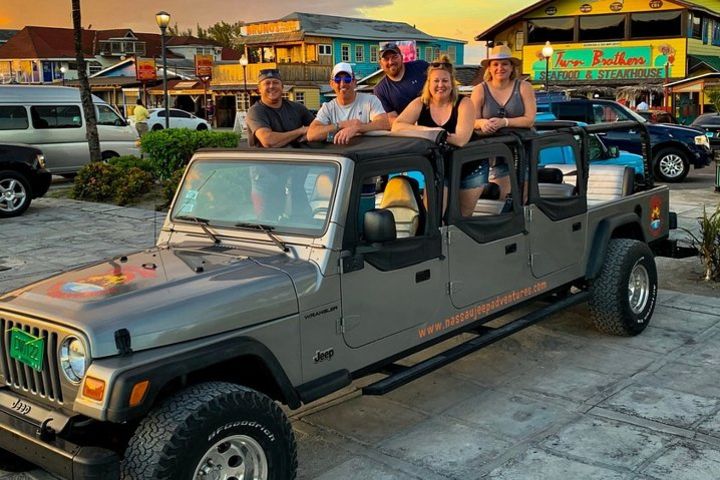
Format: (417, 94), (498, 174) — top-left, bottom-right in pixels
(48, 265), (157, 299)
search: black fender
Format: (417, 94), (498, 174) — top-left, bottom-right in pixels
(586, 213), (646, 280)
(105, 336), (302, 423)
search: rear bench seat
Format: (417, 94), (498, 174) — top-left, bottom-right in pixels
(586, 164), (634, 206)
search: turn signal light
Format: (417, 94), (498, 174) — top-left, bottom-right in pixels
(82, 377), (106, 401)
(129, 380), (150, 407)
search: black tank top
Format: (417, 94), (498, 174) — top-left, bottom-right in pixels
(417, 97), (462, 133)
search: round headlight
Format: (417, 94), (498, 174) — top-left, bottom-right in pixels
(59, 337), (87, 383)
(36, 154), (46, 169)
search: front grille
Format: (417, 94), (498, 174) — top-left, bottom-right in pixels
(0, 317), (64, 404)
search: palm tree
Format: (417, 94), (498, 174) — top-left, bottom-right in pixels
(71, 0), (101, 162)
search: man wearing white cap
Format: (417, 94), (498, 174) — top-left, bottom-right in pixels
(307, 62), (389, 144)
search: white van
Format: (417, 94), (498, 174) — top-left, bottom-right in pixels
(0, 85), (140, 174)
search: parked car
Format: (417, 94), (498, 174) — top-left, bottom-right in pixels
(690, 112), (720, 151)
(636, 109), (678, 124)
(0, 86), (141, 175)
(539, 98), (712, 182)
(0, 143), (51, 217)
(129, 108), (211, 131)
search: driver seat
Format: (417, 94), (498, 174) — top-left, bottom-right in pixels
(310, 173), (333, 219)
(379, 176), (420, 238)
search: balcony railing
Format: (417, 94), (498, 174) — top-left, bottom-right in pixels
(212, 62), (332, 85)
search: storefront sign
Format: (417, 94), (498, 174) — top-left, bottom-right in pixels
(195, 54), (214, 79)
(527, 0), (675, 17)
(523, 39), (685, 82)
(136, 59), (157, 81)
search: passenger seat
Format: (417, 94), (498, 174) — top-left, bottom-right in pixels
(379, 176), (420, 238)
(310, 173), (333, 219)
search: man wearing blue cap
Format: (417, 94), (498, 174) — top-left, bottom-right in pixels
(373, 42), (429, 126)
(246, 68), (315, 148)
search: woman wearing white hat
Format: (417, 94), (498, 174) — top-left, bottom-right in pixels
(471, 44), (536, 200)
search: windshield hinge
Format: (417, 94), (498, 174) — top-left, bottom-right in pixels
(337, 317), (345, 334)
(525, 207), (533, 223)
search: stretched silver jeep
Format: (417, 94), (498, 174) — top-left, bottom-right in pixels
(0, 124), (683, 479)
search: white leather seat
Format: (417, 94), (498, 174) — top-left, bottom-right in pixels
(379, 177), (420, 238)
(587, 165), (634, 205)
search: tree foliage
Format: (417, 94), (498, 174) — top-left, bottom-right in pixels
(167, 21), (244, 49)
(704, 87), (720, 113)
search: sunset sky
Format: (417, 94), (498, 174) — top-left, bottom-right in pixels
(0, 0), (535, 63)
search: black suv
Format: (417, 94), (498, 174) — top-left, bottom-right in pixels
(539, 98), (712, 182)
(0, 143), (51, 217)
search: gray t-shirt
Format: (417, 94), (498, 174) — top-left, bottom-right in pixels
(246, 99), (315, 147)
(315, 93), (385, 125)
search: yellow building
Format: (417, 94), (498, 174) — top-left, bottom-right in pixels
(476, 0), (720, 94)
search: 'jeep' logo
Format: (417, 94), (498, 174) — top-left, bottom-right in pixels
(313, 348), (334, 363)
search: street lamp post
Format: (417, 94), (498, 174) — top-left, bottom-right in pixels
(542, 41), (554, 94)
(156, 11), (171, 129)
(59, 66), (66, 86)
(239, 54), (249, 112)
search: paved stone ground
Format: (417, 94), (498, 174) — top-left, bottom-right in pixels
(1, 174), (719, 479)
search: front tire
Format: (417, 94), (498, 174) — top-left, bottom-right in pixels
(654, 147), (689, 183)
(0, 170), (31, 218)
(589, 239), (657, 336)
(152, 124), (164, 131)
(197, 123), (208, 131)
(121, 382), (297, 480)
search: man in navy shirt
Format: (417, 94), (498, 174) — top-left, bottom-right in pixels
(373, 42), (429, 126)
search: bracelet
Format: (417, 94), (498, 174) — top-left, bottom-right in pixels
(326, 131), (335, 143)
(503, 118), (509, 127)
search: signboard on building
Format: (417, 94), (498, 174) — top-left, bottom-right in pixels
(195, 55), (214, 79)
(522, 39), (685, 82)
(527, 0), (676, 17)
(136, 59), (157, 81)
(380, 41), (417, 62)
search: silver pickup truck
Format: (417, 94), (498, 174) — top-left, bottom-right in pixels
(0, 123), (684, 479)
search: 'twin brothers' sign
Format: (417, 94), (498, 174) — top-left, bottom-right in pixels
(522, 40), (684, 82)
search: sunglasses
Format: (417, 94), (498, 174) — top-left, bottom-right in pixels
(430, 61), (452, 68)
(333, 75), (353, 83)
(497, 107), (507, 118)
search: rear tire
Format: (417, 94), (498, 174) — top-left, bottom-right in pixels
(0, 170), (31, 218)
(589, 239), (657, 336)
(197, 124), (208, 131)
(654, 147), (689, 183)
(152, 124), (164, 131)
(121, 381), (297, 480)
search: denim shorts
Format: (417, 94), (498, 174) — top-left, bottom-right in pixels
(489, 162), (510, 180)
(460, 161), (489, 189)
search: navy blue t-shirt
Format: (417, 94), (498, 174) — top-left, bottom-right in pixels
(373, 60), (429, 115)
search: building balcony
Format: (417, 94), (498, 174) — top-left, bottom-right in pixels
(212, 62), (332, 86)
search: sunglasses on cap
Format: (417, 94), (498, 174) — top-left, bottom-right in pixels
(333, 75), (353, 83)
(430, 61), (452, 68)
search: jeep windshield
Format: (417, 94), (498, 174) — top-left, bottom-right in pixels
(171, 159), (338, 236)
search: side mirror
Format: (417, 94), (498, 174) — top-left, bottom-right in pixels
(363, 209), (396, 244)
(608, 146), (620, 158)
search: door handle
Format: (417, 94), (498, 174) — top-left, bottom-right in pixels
(596, 132), (607, 136)
(505, 243), (517, 254)
(415, 269), (431, 283)
(572, 222), (582, 232)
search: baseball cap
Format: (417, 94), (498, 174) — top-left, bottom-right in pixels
(258, 68), (282, 83)
(331, 62), (354, 79)
(379, 42), (401, 57)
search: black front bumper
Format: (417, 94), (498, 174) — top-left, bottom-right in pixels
(30, 169), (52, 198)
(0, 409), (118, 479)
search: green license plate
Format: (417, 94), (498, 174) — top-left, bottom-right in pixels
(9, 328), (44, 371)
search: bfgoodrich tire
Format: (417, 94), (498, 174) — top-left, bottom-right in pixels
(121, 382), (297, 480)
(589, 239), (657, 336)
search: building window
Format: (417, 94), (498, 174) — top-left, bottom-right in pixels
(579, 14), (625, 41)
(515, 31), (524, 51)
(370, 45), (379, 63)
(691, 14), (703, 39)
(447, 45), (457, 63)
(88, 62), (103, 75)
(319, 44), (332, 56)
(527, 17), (575, 43)
(294, 91), (305, 104)
(236, 92), (250, 112)
(631, 11), (682, 38)
(341, 44), (350, 62)
(355, 45), (364, 63)
(424, 47), (433, 60)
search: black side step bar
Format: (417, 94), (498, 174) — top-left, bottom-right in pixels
(363, 291), (590, 396)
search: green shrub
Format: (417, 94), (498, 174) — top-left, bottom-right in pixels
(685, 205), (720, 282)
(114, 167), (154, 206)
(107, 155), (155, 176)
(71, 162), (154, 206)
(141, 129), (238, 179)
(70, 162), (118, 202)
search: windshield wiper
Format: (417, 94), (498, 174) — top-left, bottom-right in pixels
(175, 215), (220, 244)
(235, 222), (289, 252)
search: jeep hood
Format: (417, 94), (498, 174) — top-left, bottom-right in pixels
(0, 245), (306, 357)
(647, 123), (705, 136)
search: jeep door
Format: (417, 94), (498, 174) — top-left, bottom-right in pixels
(445, 143), (529, 309)
(340, 156), (446, 348)
(526, 133), (588, 278)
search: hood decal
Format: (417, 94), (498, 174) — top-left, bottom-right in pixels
(47, 265), (158, 300)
